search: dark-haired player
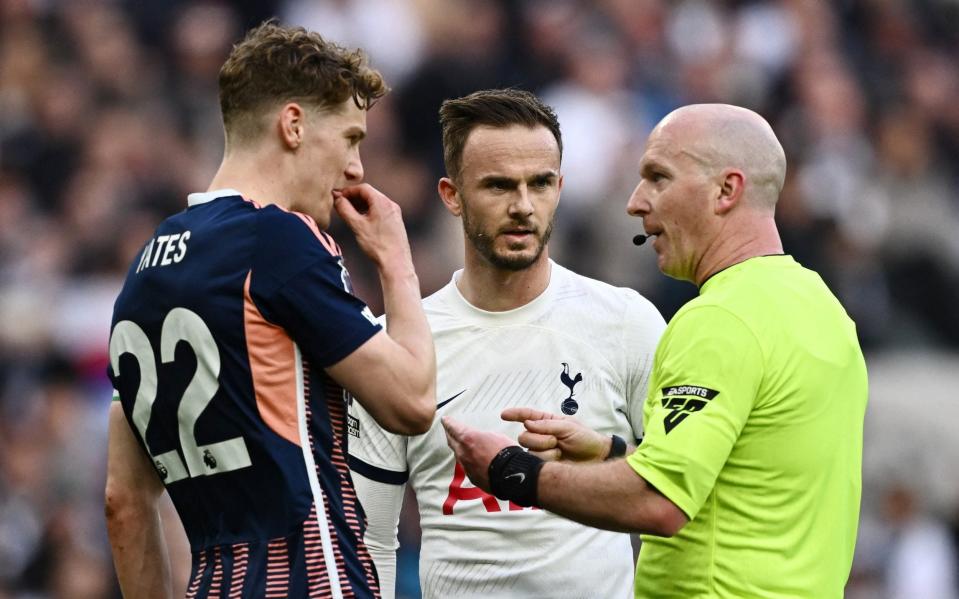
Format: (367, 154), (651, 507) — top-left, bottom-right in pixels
(349, 89), (664, 598)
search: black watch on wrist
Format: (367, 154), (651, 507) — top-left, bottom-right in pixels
(606, 434), (627, 460)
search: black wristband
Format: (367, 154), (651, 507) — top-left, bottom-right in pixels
(488, 446), (545, 507)
(606, 434), (627, 460)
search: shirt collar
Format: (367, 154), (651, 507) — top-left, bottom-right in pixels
(444, 260), (557, 326)
(186, 188), (243, 207)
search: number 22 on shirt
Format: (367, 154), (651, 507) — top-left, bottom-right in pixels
(109, 307), (252, 484)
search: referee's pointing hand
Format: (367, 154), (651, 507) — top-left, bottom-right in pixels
(502, 407), (614, 462)
(442, 416), (515, 494)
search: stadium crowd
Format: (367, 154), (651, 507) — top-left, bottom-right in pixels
(0, 0), (957, 597)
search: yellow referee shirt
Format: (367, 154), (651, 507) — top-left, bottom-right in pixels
(628, 255), (868, 598)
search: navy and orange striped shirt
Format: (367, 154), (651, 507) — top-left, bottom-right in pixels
(108, 189), (382, 598)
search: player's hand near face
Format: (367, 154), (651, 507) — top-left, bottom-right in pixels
(502, 407), (616, 462)
(442, 416), (515, 493)
(334, 184), (414, 273)
(328, 182), (437, 436)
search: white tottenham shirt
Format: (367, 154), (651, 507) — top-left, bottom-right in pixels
(348, 261), (666, 599)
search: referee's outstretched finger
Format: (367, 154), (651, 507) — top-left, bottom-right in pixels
(502, 407), (561, 423)
(523, 418), (571, 437)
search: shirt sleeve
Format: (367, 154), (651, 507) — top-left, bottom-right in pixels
(347, 383), (408, 599)
(351, 470), (404, 599)
(265, 254), (381, 367)
(626, 304), (763, 519)
(249, 208), (382, 368)
(347, 385), (410, 483)
(620, 291), (667, 443)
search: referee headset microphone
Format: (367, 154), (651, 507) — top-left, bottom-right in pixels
(632, 234), (649, 246)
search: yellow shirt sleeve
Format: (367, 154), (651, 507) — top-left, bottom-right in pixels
(627, 304), (764, 519)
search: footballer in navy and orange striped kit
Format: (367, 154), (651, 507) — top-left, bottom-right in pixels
(108, 189), (382, 598)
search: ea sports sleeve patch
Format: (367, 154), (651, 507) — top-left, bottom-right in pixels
(659, 385), (720, 434)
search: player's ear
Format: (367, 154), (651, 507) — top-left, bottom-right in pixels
(438, 177), (462, 217)
(278, 102), (306, 151)
(714, 168), (745, 215)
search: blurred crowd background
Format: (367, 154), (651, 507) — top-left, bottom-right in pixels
(1, 0), (958, 597)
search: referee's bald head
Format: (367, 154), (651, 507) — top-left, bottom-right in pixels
(653, 104), (786, 212)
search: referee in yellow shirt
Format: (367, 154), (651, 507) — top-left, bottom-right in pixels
(442, 103), (868, 598)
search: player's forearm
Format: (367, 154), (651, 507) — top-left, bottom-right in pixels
(537, 460), (686, 536)
(105, 402), (173, 597)
(380, 263), (430, 354)
(106, 499), (173, 599)
(378, 264), (436, 397)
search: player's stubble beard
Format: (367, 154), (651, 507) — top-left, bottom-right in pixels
(461, 201), (554, 271)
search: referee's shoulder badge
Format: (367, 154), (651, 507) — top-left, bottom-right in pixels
(660, 385), (719, 433)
